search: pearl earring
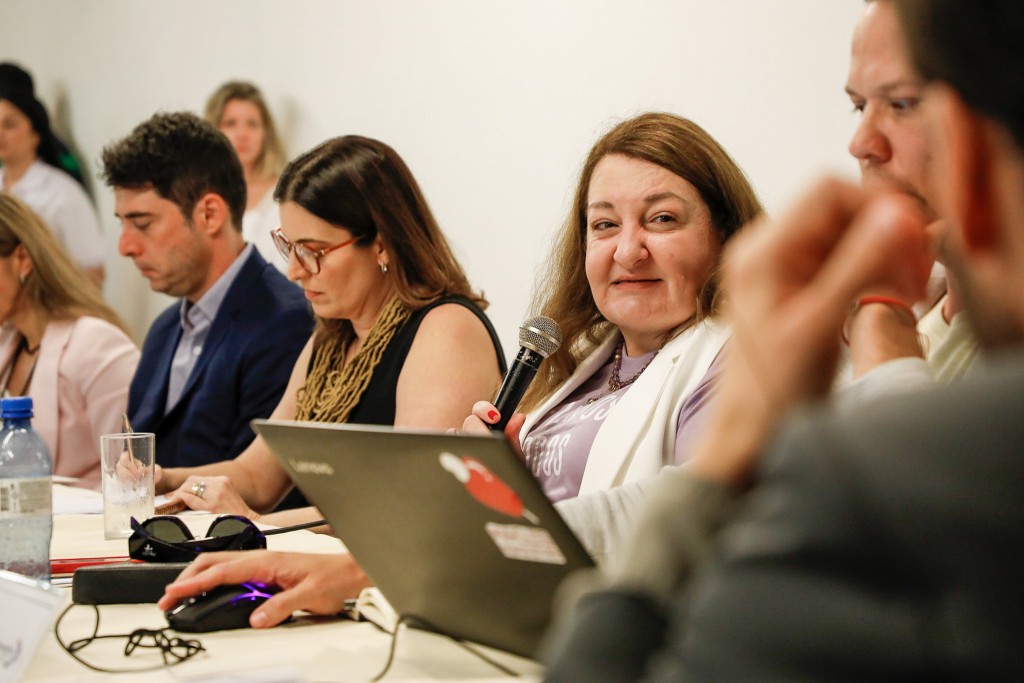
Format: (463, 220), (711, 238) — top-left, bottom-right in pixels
(380, 263), (388, 274)
(19, 273), (27, 285)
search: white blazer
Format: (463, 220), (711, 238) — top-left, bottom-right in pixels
(521, 319), (730, 496)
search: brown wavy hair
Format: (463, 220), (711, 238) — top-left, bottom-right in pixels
(0, 194), (130, 336)
(274, 135), (485, 347)
(521, 112), (763, 412)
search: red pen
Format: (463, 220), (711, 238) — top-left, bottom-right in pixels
(50, 556), (137, 576)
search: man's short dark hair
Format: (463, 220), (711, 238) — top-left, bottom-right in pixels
(895, 0), (1024, 151)
(101, 111), (246, 230)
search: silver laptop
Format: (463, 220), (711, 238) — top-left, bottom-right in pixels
(253, 419), (594, 657)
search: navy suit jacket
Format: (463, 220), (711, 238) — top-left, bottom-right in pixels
(128, 248), (312, 468)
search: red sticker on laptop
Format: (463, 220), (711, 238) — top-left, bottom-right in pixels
(439, 453), (565, 564)
(439, 453), (539, 523)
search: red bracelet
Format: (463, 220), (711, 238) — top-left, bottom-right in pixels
(841, 296), (917, 344)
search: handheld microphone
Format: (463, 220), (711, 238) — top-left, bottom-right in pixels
(489, 316), (562, 430)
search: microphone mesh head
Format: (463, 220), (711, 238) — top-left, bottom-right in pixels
(519, 316), (562, 357)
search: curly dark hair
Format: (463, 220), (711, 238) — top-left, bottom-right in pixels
(101, 111), (246, 230)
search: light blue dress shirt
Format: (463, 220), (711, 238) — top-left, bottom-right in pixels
(165, 244), (254, 412)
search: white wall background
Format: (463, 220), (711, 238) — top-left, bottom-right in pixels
(1, 0), (864, 355)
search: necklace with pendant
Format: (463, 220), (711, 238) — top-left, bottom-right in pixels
(587, 340), (658, 404)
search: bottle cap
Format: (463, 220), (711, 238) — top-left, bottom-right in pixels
(0, 396), (34, 419)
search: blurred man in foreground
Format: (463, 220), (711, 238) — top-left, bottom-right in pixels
(544, 0), (1024, 678)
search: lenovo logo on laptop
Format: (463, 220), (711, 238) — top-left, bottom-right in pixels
(288, 459), (335, 476)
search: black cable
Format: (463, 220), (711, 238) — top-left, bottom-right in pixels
(54, 602), (205, 674)
(369, 612), (522, 680)
(263, 518), (329, 535)
(368, 614), (406, 681)
(55, 601), (521, 678)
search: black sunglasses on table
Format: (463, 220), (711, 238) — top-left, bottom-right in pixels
(129, 515), (327, 563)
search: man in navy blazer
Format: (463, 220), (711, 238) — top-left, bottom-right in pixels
(102, 112), (311, 469)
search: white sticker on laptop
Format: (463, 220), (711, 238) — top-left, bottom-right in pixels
(485, 522), (567, 565)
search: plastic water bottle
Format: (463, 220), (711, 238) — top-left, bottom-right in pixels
(0, 396), (53, 583)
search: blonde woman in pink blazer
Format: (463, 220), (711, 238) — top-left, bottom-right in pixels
(0, 194), (138, 489)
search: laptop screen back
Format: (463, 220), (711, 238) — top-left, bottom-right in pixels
(255, 419), (594, 657)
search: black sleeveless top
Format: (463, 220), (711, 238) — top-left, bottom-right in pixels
(347, 295), (505, 425)
(275, 295), (506, 510)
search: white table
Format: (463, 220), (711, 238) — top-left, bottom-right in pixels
(23, 488), (543, 681)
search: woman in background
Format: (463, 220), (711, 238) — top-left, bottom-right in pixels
(0, 62), (87, 188)
(0, 194), (138, 488)
(205, 80), (288, 270)
(0, 83), (105, 286)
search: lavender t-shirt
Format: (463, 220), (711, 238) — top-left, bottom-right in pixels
(522, 348), (723, 503)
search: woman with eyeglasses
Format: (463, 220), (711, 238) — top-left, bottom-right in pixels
(156, 135), (506, 525)
(0, 194), (139, 489)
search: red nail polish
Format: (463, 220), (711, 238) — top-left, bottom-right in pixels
(487, 410), (499, 421)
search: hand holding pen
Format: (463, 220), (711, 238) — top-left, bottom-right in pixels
(114, 413), (148, 483)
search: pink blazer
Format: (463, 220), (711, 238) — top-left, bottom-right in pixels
(0, 317), (140, 489)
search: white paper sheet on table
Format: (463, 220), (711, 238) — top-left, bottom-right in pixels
(51, 484), (178, 516)
(51, 483), (103, 514)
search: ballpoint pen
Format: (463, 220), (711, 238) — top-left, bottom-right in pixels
(120, 411), (154, 512)
(121, 412), (136, 461)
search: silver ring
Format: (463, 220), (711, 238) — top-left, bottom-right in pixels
(190, 481), (206, 500)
